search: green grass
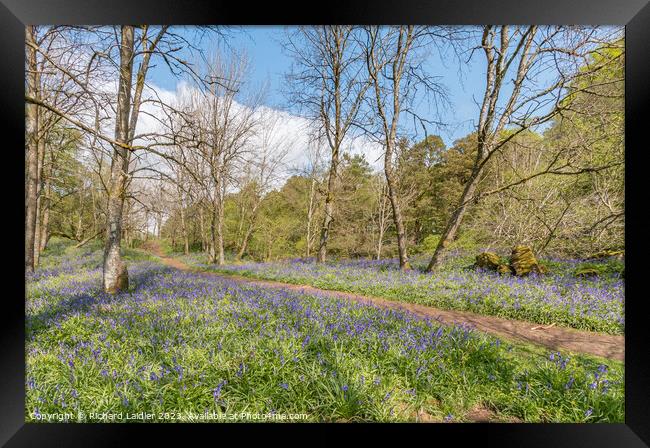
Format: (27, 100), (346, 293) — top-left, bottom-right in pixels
(25, 243), (624, 423)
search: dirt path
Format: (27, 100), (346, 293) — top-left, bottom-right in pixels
(142, 242), (624, 362)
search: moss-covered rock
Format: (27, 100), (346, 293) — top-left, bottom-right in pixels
(497, 264), (513, 275)
(510, 245), (546, 276)
(474, 252), (515, 275)
(475, 252), (501, 271)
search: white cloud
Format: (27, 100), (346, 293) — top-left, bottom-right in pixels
(134, 81), (385, 182)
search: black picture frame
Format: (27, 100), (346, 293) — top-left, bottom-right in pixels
(2, 0), (648, 445)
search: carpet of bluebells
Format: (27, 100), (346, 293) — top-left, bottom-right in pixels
(26, 241), (624, 423)
(188, 253), (624, 335)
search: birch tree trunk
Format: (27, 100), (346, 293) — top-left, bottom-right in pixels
(102, 25), (134, 294)
(25, 26), (40, 273)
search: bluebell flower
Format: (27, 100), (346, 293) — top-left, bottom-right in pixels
(565, 377), (575, 389)
(212, 380), (226, 401)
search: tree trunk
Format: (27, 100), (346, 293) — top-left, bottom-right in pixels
(376, 185), (388, 261)
(103, 25), (134, 294)
(156, 212), (162, 238)
(426, 169), (480, 272)
(385, 157), (410, 270)
(144, 210), (149, 241)
(33, 136), (46, 266)
(317, 144), (339, 263)
(75, 230), (102, 249)
(235, 201), (260, 261)
(216, 194), (225, 265)
(76, 212), (83, 241)
(209, 198), (218, 264)
(306, 175), (317, 258)
(25, 26), (40, 273)
(236, 225), (254, 261)
(39, 155), (54, 252)
(180, 205), (189, 255)
(376, 211), (385, 261)
(91, 182), (98, 236)
(39, 192), (50, 253)
(235, 201), (246, 250)
(199, 205), (207, 253)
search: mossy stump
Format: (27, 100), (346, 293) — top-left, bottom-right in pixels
(510, 245), (546, 276)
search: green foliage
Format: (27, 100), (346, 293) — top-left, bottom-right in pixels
(156, 239), (174, 257)
(414, 235), (441, 254)
(122, 247), (158, 262)
(574, 259), (624, 278)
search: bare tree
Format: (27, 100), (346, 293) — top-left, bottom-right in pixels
(425, 25), (620, 272)
(173, 49), (264, 265)
(362, 26), (450, 269)
(234, 108), (290, 260)
(25, 25), (225, 290)
(284, 26), (371, 262)
(102, 25), (136, 292)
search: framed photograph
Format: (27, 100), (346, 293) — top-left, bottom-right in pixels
(4, 0), (649, 445)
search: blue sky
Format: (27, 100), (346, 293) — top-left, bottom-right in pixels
(145, 26), (622, 150)
(147, 26), (489, 149)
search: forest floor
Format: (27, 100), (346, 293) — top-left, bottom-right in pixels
(143, 242), (624, 362)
